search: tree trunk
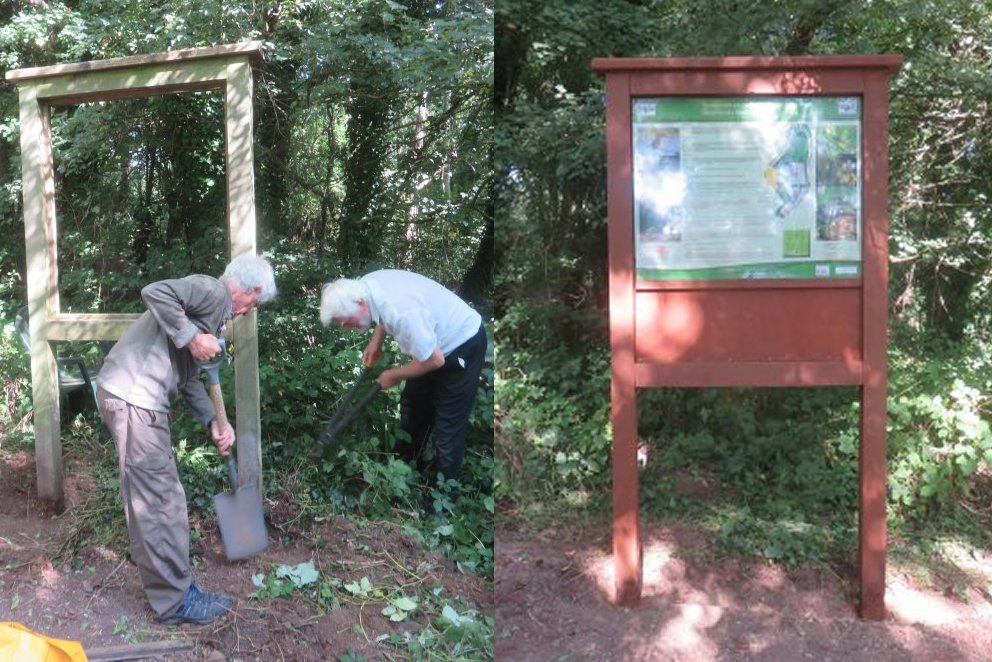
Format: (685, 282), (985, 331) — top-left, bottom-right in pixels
(339, 62), (391, 273)
(460, 179), (494, 310)
(132, 148), (157, 269)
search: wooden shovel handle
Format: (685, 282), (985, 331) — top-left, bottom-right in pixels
(208, 382), (230, 432)
(200, 337), (230, 433)
(364, 348), (382, 369)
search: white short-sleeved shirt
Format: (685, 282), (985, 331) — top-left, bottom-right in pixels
(361, 270), (482, 362)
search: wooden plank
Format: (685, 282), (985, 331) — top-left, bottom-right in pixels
(19, 88), (64, 511)
(85, 639), (194, 661)
(45, 314), (141, 341)
(636, 277), (861, 291)
(635, 360), (863, 388)
(634, 289), (862, 363)
(19, 60), (232, 106)
(5, 41), (262, 82)
(225, 58), (263, 494)
(593, 54), (903, 73)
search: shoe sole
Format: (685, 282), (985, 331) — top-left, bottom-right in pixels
(159, 612), (227, 626)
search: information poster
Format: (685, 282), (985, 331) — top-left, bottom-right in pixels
(633, 97), (862, 280)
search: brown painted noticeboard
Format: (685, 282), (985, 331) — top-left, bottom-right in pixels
(592, 55), (902, 620)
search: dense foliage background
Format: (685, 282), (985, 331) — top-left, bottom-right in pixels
(496, 0), (992, 569)
(0, 2), (493, 652)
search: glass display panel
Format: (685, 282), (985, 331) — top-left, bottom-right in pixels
(633, 96), (862, 280)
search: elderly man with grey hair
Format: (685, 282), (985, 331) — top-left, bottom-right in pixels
(96, 254), (276, 626)
(319, 269), (486, 510)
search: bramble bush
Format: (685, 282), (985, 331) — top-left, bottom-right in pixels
(886, 342), (992, 520)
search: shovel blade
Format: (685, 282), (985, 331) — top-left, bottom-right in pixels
(213, 484), (268, 561)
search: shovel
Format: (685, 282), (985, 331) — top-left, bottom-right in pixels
(315, 350), (383, 455)
(200, 341), (269, 561)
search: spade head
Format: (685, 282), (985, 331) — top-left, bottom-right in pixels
(213, 482), (268, 561)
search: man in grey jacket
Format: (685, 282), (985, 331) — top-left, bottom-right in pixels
(96, 255), (276, 626)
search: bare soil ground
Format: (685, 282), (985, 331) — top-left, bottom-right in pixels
(495, 521), (992, 661)
(0, 449), (492, 661)
(7, 444), (992, 662)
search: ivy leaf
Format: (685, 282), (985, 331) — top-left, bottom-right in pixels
(440, 604), (474, 626)
(276, 560), (319, 588)
(393, 595), (417, 611)
(345, 576), (373, 596)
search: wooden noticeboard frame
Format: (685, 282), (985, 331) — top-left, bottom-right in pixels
(593, 55), (902, 620)
(6, 42), (265, 513)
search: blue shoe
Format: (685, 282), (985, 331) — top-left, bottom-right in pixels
(190, 582), (234, 609)
(160, 583), (233, 625)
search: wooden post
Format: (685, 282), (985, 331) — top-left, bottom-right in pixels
(18, 86), (64, 511)
(605, 71), (642, 604)
(858, 71), (893, 620)
(224, 58), (263, 495)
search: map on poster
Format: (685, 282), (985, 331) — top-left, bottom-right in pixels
(633, 96), (862, 280)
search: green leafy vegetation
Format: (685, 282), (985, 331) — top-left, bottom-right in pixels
(249, 558), (493, 659)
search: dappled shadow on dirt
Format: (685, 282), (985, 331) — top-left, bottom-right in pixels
(0, 449), (492, 660)
(495, 522), (992, 661)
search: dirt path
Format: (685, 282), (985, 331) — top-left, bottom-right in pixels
(495, 524), (992, 661)
(0, 449), (492, 660)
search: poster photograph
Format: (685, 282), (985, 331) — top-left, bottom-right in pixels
(633, 96), (862, 281)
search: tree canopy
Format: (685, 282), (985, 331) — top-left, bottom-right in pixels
(0, 0), (493, 310)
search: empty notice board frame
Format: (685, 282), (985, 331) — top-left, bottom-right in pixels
(6, 43), (265, 513)
(593, 55), (901, 620)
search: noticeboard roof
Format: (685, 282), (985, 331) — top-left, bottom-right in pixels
(5, 41), (264, 83)
(592, 54), (903, 73)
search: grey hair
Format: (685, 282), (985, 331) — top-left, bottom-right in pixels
(222, 254), (277, 304)
(319, 278), (369, 327)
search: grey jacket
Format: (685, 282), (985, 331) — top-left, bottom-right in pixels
(96, 275), (233, 426)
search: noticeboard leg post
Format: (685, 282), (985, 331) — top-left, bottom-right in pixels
(612, 379), (642, 605)
(858, 380), (887, 619)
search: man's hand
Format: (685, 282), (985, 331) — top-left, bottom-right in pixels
(188, 333), (222, 362)
(211, 417), (236, 457)
(375, 347), (445, 390)
(376, 369), (403, 390)
(363, 325), (386, 368)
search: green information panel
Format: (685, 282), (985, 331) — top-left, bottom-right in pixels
(633, 96), (862, 281)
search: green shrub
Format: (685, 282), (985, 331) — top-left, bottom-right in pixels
(887, 345), (992, 519)
(495, 302), (612, 510)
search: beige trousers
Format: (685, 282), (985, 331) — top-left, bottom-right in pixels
(97, 386), (191, 617)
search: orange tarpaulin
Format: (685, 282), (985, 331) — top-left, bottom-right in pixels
(0, 622), (87, 661)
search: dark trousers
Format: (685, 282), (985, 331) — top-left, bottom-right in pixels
(397, 324), (487, 484)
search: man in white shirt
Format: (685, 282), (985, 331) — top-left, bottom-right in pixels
(320, 269), (487, 492)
